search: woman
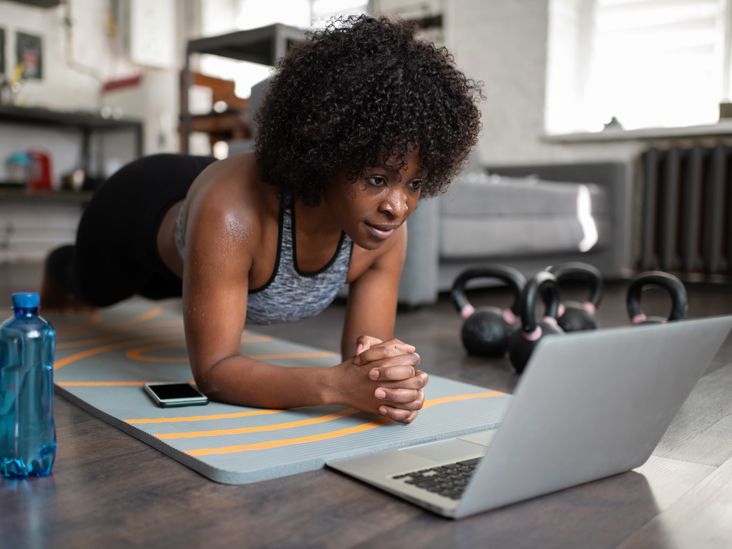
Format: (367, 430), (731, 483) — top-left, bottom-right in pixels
(42, 16), (481, 423)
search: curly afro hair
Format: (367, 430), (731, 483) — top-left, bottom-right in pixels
(255, 15), (482, 206)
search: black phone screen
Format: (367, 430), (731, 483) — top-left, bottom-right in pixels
(148, 383), (204, 400)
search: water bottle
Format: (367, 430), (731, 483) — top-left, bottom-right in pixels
(0, 292), (56, 478)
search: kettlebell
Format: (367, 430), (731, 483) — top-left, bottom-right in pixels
(450, 265), (526, 357)
(508, 270), (563, 374)
(626, 271), (688, 325)
(546, 262), (603, 332)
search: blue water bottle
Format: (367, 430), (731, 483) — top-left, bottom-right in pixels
(0, 292), (56, 478)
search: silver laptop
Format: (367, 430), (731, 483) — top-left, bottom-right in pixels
(327, 315), (732, 519)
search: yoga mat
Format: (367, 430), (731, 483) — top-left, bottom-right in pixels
(49, 300), (511, 484)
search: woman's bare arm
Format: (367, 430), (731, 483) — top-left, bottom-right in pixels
(180, 175), (420, 418)
(341, 223), (428, 423)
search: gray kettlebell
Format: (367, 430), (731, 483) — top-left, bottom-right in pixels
(626, 271), (688, 325)
(546, 262), (603, 332)
(450, 265), (526, 357)
(508, 271), (563, 374)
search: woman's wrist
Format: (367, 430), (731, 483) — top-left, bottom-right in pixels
(316, 364), (342, 406)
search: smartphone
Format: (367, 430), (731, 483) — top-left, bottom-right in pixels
(143, 382), (209, 408)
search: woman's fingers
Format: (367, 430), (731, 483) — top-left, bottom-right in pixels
(374, 387), (423, 406)
(378, 406), (421, 424)
(354, 335), (383, 356)
(402, 410), (419, 424)
(349, 336), (426, 424)
(354, 338), (415, 365)
(377, 370), (429, 390)
(366, 353), (421, 380)
(373, 383), (425, 424)
(375, 389), (424, 415)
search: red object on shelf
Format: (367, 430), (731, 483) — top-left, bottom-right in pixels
(27, 149), (53, 190)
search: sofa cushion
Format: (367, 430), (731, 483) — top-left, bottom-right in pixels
(439, 173), (610, 258)
(440, 173), (609, 216)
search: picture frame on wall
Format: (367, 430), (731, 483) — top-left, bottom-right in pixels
(0, 28), (5, 76)
(16, 31), (43, 79)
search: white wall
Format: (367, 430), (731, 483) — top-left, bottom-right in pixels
(0, 0), (193, 184)
(0, 0), (121, 110)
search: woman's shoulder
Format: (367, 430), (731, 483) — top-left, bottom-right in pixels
(186, 152), (277, 244)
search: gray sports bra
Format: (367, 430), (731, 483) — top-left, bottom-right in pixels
(175, 198), (353, 325)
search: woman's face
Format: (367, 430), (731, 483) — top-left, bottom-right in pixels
(324, 150), (425, 250)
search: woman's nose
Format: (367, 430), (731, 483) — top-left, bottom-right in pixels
(379, 190), (409, 219)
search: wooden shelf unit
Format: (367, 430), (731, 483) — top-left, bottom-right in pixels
(180, 23), (306, 153)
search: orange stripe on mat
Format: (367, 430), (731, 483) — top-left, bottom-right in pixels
(184, 391), (505, 455)
(240, 336), (274, 343)
(109, 307), (162, 326)
(54, 337), (171, 370)
(126, 346), (186, 364)
(187, 417), (392, 456)
(57, 381), (149, 387)
(124, 336), (277, 364)
(246, 352), (337, 360)
(57, 336), (132, 350)
(126, 409), (283, 424)
(57, 328), (183, 350)
(156, 409), (359, 439)
(422, 391), (505, 409)
(126, 348), (331, 364)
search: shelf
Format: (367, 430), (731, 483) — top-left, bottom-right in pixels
(0, 188), (93, 204)
(543, 120), (732, 144)
(178, 110), (251, 150)
(5, 0), (61, 7)
(186, 23), (307, 65)
(187, 111), (248, 134)
(0, 105), (144, 178)
(180, 23), (307, 154)
(0, 105), (142, 132)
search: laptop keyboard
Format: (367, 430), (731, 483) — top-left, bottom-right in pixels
(392, 458), (481, 500)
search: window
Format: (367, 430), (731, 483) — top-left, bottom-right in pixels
(546, 0), (730, 133)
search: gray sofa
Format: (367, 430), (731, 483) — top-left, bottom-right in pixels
(397, 162), (633, 306)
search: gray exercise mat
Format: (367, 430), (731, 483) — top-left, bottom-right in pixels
(49, 300), (510, 484)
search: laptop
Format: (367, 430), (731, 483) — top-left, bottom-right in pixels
(327, 315), (732, 519)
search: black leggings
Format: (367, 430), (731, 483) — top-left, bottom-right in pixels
(48, 154), (216, 307)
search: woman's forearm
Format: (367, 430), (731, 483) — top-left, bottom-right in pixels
(195, 355), (338, 409)
(192, 344), (427, 423)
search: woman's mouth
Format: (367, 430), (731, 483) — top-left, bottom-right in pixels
(365, 222), (398, 240)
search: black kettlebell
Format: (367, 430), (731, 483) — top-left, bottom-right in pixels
(626, 271), (688, 325)
(508, 271), (563, 374)
(450, 265), (526, 357)
(546, 262), (603, 332)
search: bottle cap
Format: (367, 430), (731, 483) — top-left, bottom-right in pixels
(12, 292), (40, 309)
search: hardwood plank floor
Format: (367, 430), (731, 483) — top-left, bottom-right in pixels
(2, 262), (732, 548)
(619, 457), (732, 549)
(652, 365), (732, 466)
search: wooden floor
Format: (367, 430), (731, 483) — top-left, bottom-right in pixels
(2, 262), (732, 548)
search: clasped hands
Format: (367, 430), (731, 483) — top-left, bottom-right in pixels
(341, 335), (428, 424)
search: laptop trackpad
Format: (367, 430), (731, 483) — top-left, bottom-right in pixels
(459, 429), (497, 447)
(400, 439), (485, 462)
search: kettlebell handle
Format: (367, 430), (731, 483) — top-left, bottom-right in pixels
(520, 271), (561, 333)
(451, 265), (526, 319)
(546, 262), (603, 307)
(626, 271), (688, 323)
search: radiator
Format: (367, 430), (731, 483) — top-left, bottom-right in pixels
(639, 146), (732, 277)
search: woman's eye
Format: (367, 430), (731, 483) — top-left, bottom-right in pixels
(367, 176), (387, 187)
(408, 179), (423, 191)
